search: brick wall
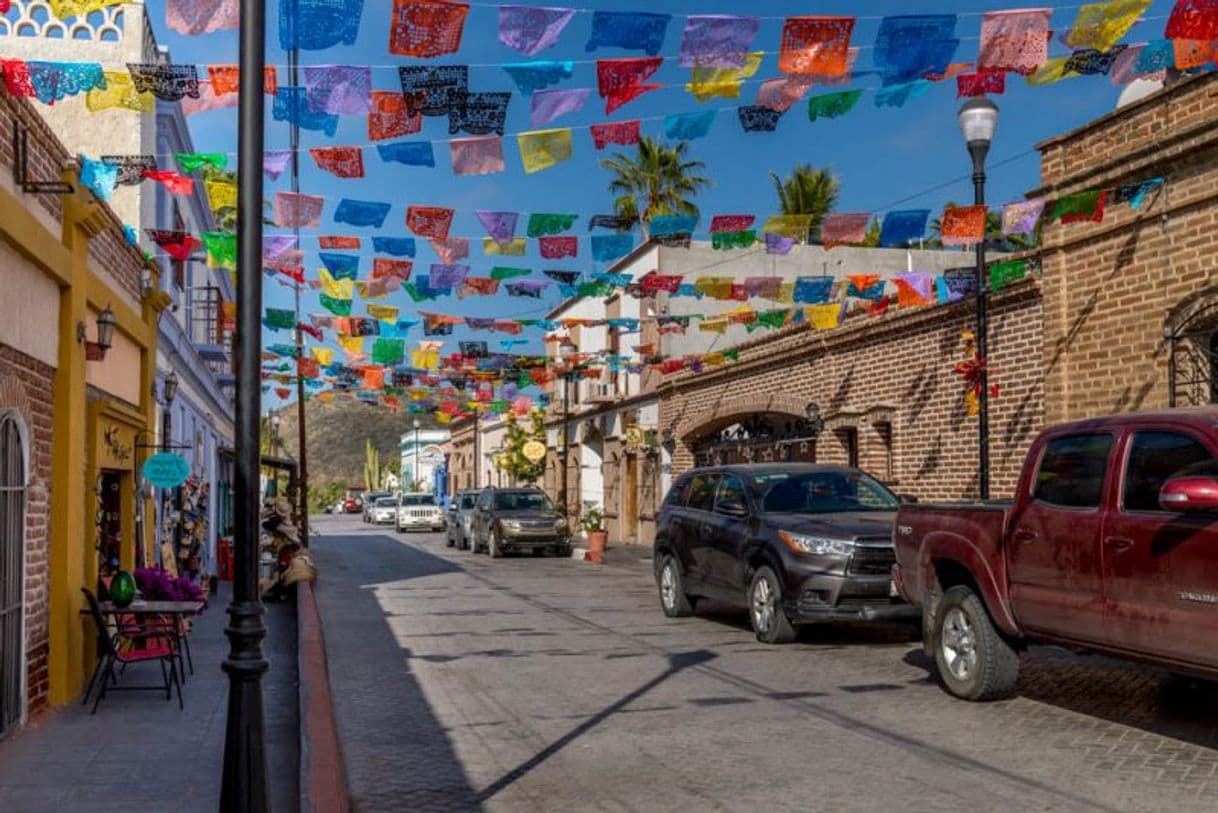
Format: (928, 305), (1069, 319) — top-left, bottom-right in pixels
(658, 282), (1045, 501)
(0, 346), (55, 717)
(1034, 72), (1218, 422)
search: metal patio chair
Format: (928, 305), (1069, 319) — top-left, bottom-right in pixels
(81, 588), (183, 714)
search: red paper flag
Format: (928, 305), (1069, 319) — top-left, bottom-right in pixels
(539, 236), (578, 259)
(940, 205), (987, 247)
(275, 387), (292, 400)
(142, 170), (195, 196)
(207, 65), (277, 95)
(640, 273), (683, 293)
(389, 0), (470, 58)
(407, 205), (455, 238)
(369, 90), (423, 141)
(956, 71), (1005, 98)
(1, 60), (35, 98)
(709, 215), (755, 233)
(147, 230), (201, 261)
(298, 357), (321, 379)
(779, 17), (855, 76)
(820, 212), (870, 249)
(589, 120), (641, 150)
(1166, 0), (1218, 41)
(318, 235), (361, 249)
(596, 58), (663, 113)
(298, 322), (324, 341)
(310, 147), (364, 178)
(372, 258), (414, 280)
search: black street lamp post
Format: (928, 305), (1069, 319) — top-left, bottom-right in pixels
(557, 340), (577, 515)
(957, 96), (1000, 501)
(221, 0), (270, 806)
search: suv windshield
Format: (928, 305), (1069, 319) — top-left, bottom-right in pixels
(375, 497), (397, 507)
(752, 470), (898, 514)
(493, 491), (553, 511)
(458, 494), (478, 509)
(400, 495), (436, 506)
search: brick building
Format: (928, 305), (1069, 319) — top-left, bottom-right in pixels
(0, 91), (166, 734)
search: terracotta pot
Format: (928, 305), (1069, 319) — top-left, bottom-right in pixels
(587, 530), (608, 554)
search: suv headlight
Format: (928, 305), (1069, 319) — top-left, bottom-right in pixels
(778, 531), (855, 557)
(554, 517), (568, 532)
(501, 519), (522, 531)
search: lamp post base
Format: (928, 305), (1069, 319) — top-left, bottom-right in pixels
(220, 600), (270, 813)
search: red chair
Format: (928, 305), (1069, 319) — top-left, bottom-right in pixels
(81, 588), (182, 713)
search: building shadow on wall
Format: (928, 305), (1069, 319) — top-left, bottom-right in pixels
(311, 534), (482, 811)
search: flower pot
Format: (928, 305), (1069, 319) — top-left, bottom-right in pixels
(587, 530), (608, 555)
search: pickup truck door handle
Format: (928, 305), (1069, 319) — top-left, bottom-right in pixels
(1104, 536), (1134, 552)
(1012, 528), (1038, 544)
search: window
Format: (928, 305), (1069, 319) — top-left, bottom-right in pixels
(874, 421), (894, 481)
(714, 476), (748, 516)
(663, 477), (691, 507)
(1033, 434), (1113, 508)
(477, 490), (492, 510)
(754, 470), (899, 514)
(686, 473), (720, 512)
(1122, 432), (1218, 512)
(400, 495), (437, 506)
(493, 491), (553, 511)
(459, 493), (478, 509)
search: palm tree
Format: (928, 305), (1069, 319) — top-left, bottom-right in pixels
(600, 137), (711, 237)
(927, 202), (1037, 252)
(769, 164), (839, 243)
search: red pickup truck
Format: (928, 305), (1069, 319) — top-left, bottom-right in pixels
(893, 409), (1218, 701)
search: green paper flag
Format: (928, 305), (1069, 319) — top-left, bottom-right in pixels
(1049, 190), (1104, 222)
(723, 349), (740, 361)
(200, 231), (236, 270)
(319, 293), (352, 316)
(404, 284), (436, 302)
(755, 308), (790, 329)
(264, 308), (296, 329)
(371, 338), (405, 365)
(711, 230), (756, 250)
(989, 259), (1028, 293)
(176, 152), (228, 173)
(526, 213), (578, 237)
(490, 266), (532, 280)
(808, 90), (863, 123)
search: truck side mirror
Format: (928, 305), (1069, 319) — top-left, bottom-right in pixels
(897, 493), (919, 504)
(1159, 476), (1218, 513)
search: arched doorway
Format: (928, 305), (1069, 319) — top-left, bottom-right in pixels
(0, 413), (27, 736)
(689, 412), (821, 468)
(1166, 287), (1218, 407)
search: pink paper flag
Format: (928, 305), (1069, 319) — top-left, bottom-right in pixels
(820, 213), (870, 249)
(978, 9), (1052, 75)
(530, 87), (590, 127)
(166, 0), (238, 35)
(450, 136), (505, 176)
(429, 237), (470, 264)
(756, 75), (814, 111)
(181, 80), (237, 116)
(274, 192), (325, 228)
(498, 6), (575, 56)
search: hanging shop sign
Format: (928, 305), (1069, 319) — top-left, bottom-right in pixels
(522, 440), (547, 462)
(142, 452), (191, 488)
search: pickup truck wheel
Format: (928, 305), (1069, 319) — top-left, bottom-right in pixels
(748, 566), (796, 644)
(657, 555), (694, 618)
(933, 586), (1019, 701)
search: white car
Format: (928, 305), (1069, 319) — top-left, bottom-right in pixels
(369, 496), (398, 525)
(397, 493), (445, 533)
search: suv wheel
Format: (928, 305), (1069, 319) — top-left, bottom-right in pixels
(931, 585), (1019, 701)
(657, 555), (694, 618)
(488, 528), (503, 558)
(748, 566), (796, 644)
(446, 533), (455, 548)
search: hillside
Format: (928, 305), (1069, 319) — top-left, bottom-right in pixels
(273, 399), (441, 492)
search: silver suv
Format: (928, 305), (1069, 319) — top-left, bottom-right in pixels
(446, 490), (480, 550)
(397, 492), (445, 533)
(470, 488), (570, 558)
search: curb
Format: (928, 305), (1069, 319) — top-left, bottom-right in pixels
(297, 580), (350, 813)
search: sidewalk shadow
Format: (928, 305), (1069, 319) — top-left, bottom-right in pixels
(312, 533), (480, 811)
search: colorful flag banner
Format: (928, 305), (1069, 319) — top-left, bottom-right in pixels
(175, 152), (227, 173)
(78, 156), (119, 202)
(273, 86), (339, 136)
(957, 71), (1006, 97)
(127, 63), (199, 101)
(483, 237), (528, 255)
(679, 15), (760, 68)
(448, 91), (512, 136)
(1064, 46), (1128, 76)
(807, 89), (863, 121)
(596, 57), (663, 113)
(503, 61), (574, 95)
(1051, 190), (1108, 223)
(148, 230), (201, 261)
(85, 70), (153, 112)
(590, 120), (641, 149)
(498, 6), (575, 56)
(373, 237), (416, 257)
(530, 87), (590, 126)
(319, 236), (361, 250)
(278, 0), (364, 50)
(274, 192), (325, 228)
(756, 75), (814, 112)
(876, 80), (931, 108)
(389, 0), (469, 57)
(591, 233), (634, 261)
(879, 209), (930, 246)
(989, 259), (1028, 292)
(779, 16), (856, 76)
(334, 199), (391, 228)
(893, 272), (934, 307)
(372, 258), (414, 280)
(304, 64), (371, 115)
(978, 9), (1052, 75)
(793, 276), (834, 303)
(1166, 0), (1218, 41)
(586, 11), (671, 56)
(429, 237), (470, 264)
(761, 214), (813, 239)
(739, 105), (782, 131)
(263, 150), (291, 180)
(310, 146), (365, 178)
(1066, 0), (1150, 51)
(378, 141), (436, 166)
(320, 253), (361, 279)
(398, 65), (469, 117)
(264, 308), (296, 330)
(940, 204), (987, 246)
(143, 170), (195, 195)
(407, 206), (455, 238)
(820, 212), (870, 248)
(369, 91), (423, 141)
(201, 231), (236, 270)
(102, 155), (156, 187)
(527, 212), (578, 237)
(518, 128), (573, 173)
(873, 14), (959, 85)
(686, 51), (763, 101)
(1002, 199), (1046, 235)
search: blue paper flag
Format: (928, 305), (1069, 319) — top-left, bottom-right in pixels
(591, 234), (635, 262)
(319, 252), (360, 279)
(875, 80), (932, 109)
(123, 225), (138, 247)
(939, 268), (977, 302)
(664, 110), (716, 140)
(873, 15), (958, 85)
(79, 155), (119, 202)
(29, 62), (106, 105)
(502, 61), (575, 95)
(1135, 40), (1174, 74)
(279, 0), (364, 51)
(273, 87), (339, 137)
(649, 215), (698, 237)
(377, 141), (436, 167)
(793, 276), (834, 304)
(879, 209), (930, 247)
(334, 199), (391, 228)
(593, 272), (632, 286)
(586, 11), (671, 56)
(676, 283), (703, 299)
(372, 237), (417, 257)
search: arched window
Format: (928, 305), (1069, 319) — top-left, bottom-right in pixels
(0, 414), (27, 736)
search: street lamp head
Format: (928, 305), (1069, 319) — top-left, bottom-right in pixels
(95, 305), (117, 353)
(412, 418), (420, 430)
(558, 339), (577, 362)
(957, 96), (999, 149)
(271, 412), (281, 429)
(164, 370), (178, 405)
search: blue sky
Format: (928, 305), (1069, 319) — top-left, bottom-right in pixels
(142, 0), (1179, 411)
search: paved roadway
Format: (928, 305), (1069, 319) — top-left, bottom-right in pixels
(310, 514), (1218, 813)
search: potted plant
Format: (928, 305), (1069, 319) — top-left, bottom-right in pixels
(580, 505), (607, 561)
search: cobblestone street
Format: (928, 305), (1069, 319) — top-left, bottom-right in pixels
(311, 515), (1218, 813)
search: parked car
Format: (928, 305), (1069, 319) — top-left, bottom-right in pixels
(654, 464), (916, 644)
(342, 496), (362, 514)
(470, 488), (570, 558)
(446, 490), (480, 549)
(397, 492), (445, 533)
(368, 496), (398, 525)
(894, 409), (1218, 701)
(362, 491), (392, 522)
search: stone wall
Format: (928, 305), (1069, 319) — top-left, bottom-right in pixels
(658, 281), (1044, 501)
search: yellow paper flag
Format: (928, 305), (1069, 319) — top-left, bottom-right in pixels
(1065, 0), (1150, 52)
(204, 178), (237, 213)
(318, 269), (355, 300)
(482, 237), (528, 256)
(436, 412), (452, 425)
(699, 318), (728, 334)
(411, 348), (440, 371)
(310, 347), (335, 366)
(86, 71), (154, 113)
(337, 335), (364, 356)
(367, 304), (399, 321)
(1027, 57), (1072, 87)
(518, 129), (573, 174)
(806, 303), (843, 331)
(49, 0), (122, 19)
(694, 276), (733, 300)
(761, 214), (814, 239)
(775, 282), (795, 304)
(686, 52), (763, 102)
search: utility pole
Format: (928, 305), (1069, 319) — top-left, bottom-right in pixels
(288, 13), (309, 543)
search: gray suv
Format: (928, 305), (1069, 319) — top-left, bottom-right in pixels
(470, 488), (571, 558)
(446, 490), (480, 549)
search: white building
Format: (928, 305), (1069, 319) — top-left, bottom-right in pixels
(400, 428), (451, 493)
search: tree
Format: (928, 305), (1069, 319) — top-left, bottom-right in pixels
(308, 481), (344, 513)
(600, 137), (711, 236)
(769, 164), (839, 243)
(927, 202), (1037, 252)
(497, 410), (548, 485)
(363, 439), (381, 493)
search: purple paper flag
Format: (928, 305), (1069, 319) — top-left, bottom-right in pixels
(450, 136), (505, 176)
(303, 65), (371, 115)
(430, 263), (469, 288)
(679, 15), (760, 68)
(264, 150), (291, 180)
(764, 232), (794, 255)
(529, 87), (590, 127)
(475, 210), (518, 243)
(1002, 198), (1046, 236)
(498, 6), (575, 56)
(263, 235), (298, 261)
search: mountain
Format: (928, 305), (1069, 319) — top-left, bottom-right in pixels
(272, 399), (441, 492)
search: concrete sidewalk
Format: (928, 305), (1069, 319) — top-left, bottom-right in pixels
(0, 582), (300, 812)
